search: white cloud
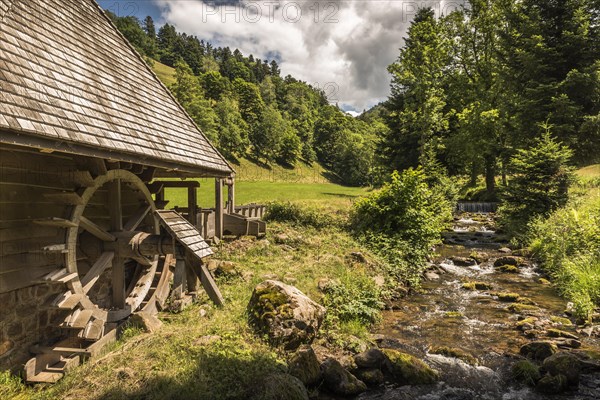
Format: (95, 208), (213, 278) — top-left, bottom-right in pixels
(155, 1), (466, 111)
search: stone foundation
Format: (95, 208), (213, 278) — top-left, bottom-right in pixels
(0, 285), (64, 370)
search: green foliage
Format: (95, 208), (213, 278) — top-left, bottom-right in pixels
(171, 61), (219, 142)
(321, 270), (383, 326)
(264, 201), (335, 229)
(352, 169), (452, 244)
(512, 360), (541, 386)
(498, 131), (575, 235)
(528, 191), (600, 320)
(351, 168), (452, 285)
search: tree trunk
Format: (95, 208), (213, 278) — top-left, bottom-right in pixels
(485, 156), (496, 196)
(501, 158), (507, 187)
(470, 162), (478, 186)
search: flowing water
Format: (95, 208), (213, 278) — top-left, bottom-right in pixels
(359, 213), (600, 400)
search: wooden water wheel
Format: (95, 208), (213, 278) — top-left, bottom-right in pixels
(24, 169), (221, 383)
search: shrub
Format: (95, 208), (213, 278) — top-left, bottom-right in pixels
(350, 168), (453, 286)
(498, 132), (574, 237)
(321, 270), (384, 326)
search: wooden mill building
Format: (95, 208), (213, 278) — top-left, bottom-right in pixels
(0, 0), (264, 382)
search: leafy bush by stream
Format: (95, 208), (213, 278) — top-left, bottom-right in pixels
(351, 168), (453, 286)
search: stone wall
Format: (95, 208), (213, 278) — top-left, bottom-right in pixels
(0, 285), (64, 370)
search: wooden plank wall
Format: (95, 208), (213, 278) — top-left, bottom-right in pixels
(0, 144), (78, 368)
(0, 145), (78, 293)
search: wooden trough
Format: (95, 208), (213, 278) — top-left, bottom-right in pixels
(0, 0), (265, 383)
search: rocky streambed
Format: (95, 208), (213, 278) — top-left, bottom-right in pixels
(358, 213), (600, 400)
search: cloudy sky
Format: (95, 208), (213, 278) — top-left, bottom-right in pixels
(99, 1), (467, 113)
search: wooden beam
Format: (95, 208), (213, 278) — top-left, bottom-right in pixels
(79, 216), (116, 242)
(112, 256), (125, 308)
(172, 257), (186, 300)
(215, 178), (223, 240)
(188, 186), (198, 227)
(81, 252), (114, 294)
(123, 205), (151, 231)
(108, 179), (122, 231)
(227, 179), (235, 214)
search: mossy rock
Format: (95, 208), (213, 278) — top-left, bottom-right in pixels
(354, 368), (385, 386)
(547, 329), (578, 340)
(496, 265), (520, 273)
(538, 278), (552, 285)
(536, 373), (568, 394)
(507, 303), (541, 315)
(512, 360), (541, 386)
(430, 346), (478, 366)
(462, 281), (493, 291)
(382, 349), (438, 385)
(492, 292), (521, 302)
(247, 280), (326, 350)
(520, 341), (558, 361)
(516, 317), (539, 330)
(444, 311), (464, 318)
(493, 256), (522, 267)
(543, 352), (581, 386)
(550, 316), (573, 326)
(469, 251), (488, 264)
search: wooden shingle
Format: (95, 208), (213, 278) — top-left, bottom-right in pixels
(0, 0), (233, 177)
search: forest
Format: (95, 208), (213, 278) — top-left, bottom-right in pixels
(108, 0), (599, 193)
(107, 10), (385, 187)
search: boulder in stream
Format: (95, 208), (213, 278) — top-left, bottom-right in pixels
(493, 256), (522, 267)
(449, 256), (477, 267)
(247, 280), (326, 350)
(382, 348), (438, 385)
(542, 352), (581, 386)
(354, 348), (386, 369)
(520, 341), (558, 361)
(425, 354), (500, 394)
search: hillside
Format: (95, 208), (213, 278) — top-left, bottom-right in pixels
(151, 60), (176, 86)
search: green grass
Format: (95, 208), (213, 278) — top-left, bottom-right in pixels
(576, 164), (600, 179)
(4, 218), (385, 399)
(151, 60), (176, 87)
(164, 180), (369, 210)
(528, 165), (600, 321)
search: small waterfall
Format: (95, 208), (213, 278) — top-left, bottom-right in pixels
(456, 202), (499, 213)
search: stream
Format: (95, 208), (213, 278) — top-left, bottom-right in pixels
(359, 212), (600, 400)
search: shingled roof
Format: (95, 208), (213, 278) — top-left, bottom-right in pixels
(0, 0), (233, 177)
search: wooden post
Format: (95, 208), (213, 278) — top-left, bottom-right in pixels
(215, 178), (223, 240)
(188, 186), (198, 227)
(187, 185), (199, 290)
(172, 257), (186, 300)
(227, 178), (235, 215)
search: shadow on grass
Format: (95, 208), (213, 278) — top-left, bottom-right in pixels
(246, 155), (273, 170)
(321, 192), (360, 199)
(94, 346), (285, 400)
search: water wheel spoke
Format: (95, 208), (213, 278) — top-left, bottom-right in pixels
(130, 255), (152, 267)
(112, 256), (126, 308)
(108, 179), (123, 231)
(79, 216), (116, 242)
(81, 251), (115, 294)
(123, 205), (151, 231)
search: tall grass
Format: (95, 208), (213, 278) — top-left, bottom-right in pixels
(528, 178), (600, 320)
